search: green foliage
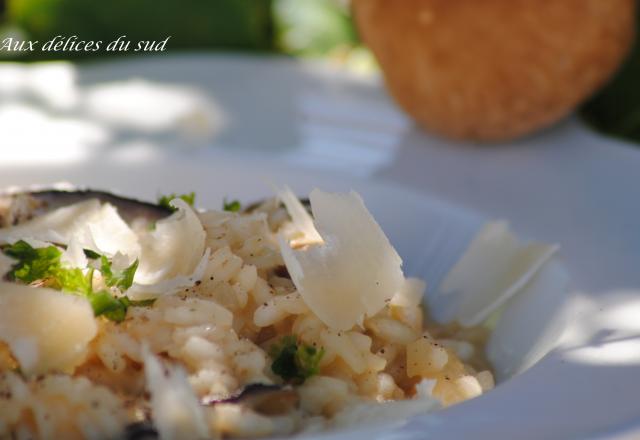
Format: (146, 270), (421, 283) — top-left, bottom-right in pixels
(5, 0), (273, 60)
(273, 0), (357, 56)
(1, 0), (368, 62)
(580, 10), (640, 145)
(269, 335), (324, 383)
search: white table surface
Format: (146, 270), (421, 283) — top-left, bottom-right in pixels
(2, 53), (638, 292)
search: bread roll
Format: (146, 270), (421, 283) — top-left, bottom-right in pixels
(353, 0), (636, 141)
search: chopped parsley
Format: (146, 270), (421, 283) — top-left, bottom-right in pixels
(83, 248), (101, 260)
(99, 256), (139, 291)
(269, 335), (324, 383)
(2, 240), (152, 323)
(87, 291), (130, 323)
(4, 241), (91, 293)
(88, 293), (155, 323)
(158, 192), (196, 212)
(4, 240), (63, 284)
(223, 198), (241, 212)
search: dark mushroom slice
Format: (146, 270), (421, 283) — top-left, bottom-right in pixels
(124, 422), (159, 440)
(0, 189), (172, 228)
(203, 383), (299, 416)
(272, 265), (290, 280)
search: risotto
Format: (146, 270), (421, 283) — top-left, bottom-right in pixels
(0, 187), (495, 439)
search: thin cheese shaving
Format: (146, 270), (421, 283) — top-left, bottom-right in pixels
(135, 198), (206, 285)
(0, 199), (141, 260)
(279, 189), (404, 331)
(0, 282), (97, 376)
(127, 248), (211, 300)
(0, 199), (101, 245)
(277, 186), (322, 246)
(84, 203), (141, 257)
(143, 346), (209, 440)
(433, 221), (559, 326)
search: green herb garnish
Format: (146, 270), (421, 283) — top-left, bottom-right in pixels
(83, 249), (101, 260)
(100, 256), (139, 291)
(158, 192), (196, 212)
(5, 240), (92, 293)
(3, 240), (152, 323)
(269, 335), (324, 383)
(5, 240), (64, 284)
(87, 290), (129, 322)
(87, 292), (156, 323)
(223, 198), (241, 212)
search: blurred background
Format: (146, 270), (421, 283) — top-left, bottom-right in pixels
(0, 0), (370, 66)
(0, 0), (638, 144)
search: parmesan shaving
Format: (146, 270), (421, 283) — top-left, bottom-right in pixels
(143, 346), (209, 440)
(279, 189), (404, 331)
(0, 199), (101, 245)
(0, 199), (141, 260)
(433, 221), (559, 327)
(135, 198), (206, 285)
(60, 237), (88, 269)
(0, 283), (97, 376)
(83, 203), (140, 257)
(277, 186), (322, 246)
(127, 248), (211, 300)
(391, 278), (426, 308)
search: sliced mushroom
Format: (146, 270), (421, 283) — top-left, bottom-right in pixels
(203, 383), (299, 416)
(124, 422), (159, 440)
(0, 189), (172, 229)
(272, 265), (291, 280)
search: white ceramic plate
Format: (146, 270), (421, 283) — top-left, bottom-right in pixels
(1, 156), (639, 440)
(1, 54), (640, 439)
